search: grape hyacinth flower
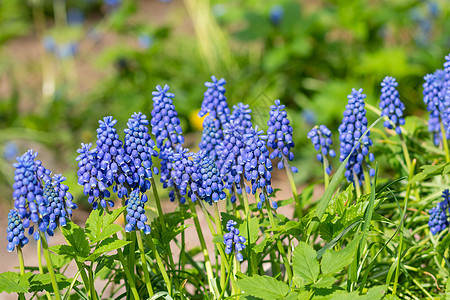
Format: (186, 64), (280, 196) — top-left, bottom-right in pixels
(307, 125), (336, 175)
(338, 88), (375, 184)
(243, 127), (275, 209)
(125, 189), (151, 234)
(6, 209), (29, 252)
(219, 121), (247, 202)
(164, 145), (195, 204)
(423, 70), (447, 146)
(198, 116), (223, 161)
(122, 112), (158, 194)
(151, 84), (184, 150)
(442, 54), (450, 136)
(230, 103), (253, 133)
(267, 100), (298, 173)
(12, 150), (51, 221)
(428, 189), (450, 235)
(192, 151), (226, 205)
(76, 143), (112, 209)
(199, 76), (230, 124)
(224, 220), (246, 262)
(379, 76), (406, 134)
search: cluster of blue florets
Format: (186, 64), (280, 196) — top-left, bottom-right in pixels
(379, 76), (406, 134)
(199, 76), (230, 124)
(164, 146), (195, 204)
(199, 116), (223, 161)
(307, 125), (336, 175)
(10, 150), (76, 247)
(338, 88), (375, 184)
(125, 189), (151, 234)
(267, 100), (297, 173)
(428, 189), (450, 235)
(192, 152), (226, 204)
(223, 220), (246, 262)
(243, 127), (276, 209)
(230, 103), (253, 133)
(6, 209), (29, 252)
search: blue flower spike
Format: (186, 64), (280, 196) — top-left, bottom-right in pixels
(223, 220), (246, 262)
(230, 103), (253, 133)
(267, 100), (298, 174)
(338, 88), (375, 185)
(307, 125), (336, 175)
(428, 189), (450, 235)
(193, 151), (226, 205)
(6, 209), (29, 252)
(423, 69), (447, 146)
(380, 76), (406, 135)
(125, 189), (151, 235)
(199, 76), (230, 124)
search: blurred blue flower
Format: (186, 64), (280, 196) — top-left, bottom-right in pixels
(302, 109), (317, 127)
(212, 4), (226, 17)
(67, 8), (85, 25)
(3, 141), (18, 161)
(269, 5), (284, 26)
(138, 34), (153, 50)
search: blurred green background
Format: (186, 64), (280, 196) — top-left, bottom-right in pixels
(0, 0), (449, 206)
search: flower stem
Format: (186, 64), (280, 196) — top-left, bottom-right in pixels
(264, 199), (293, 283)
(323, 157), (330, 190)
(39, 231), (61, 300)
(399, 133), (412, 172)
(283, 156), (301, 218)
(353, 170), (362, 198)
(239, 181), (250, 216)
(17, 247), (25, 300)
(146, 232), (172, 295)
(440, 120), (450, 163)
(136, 230), (154, 297)
(37, 239), (53, 300)
(392, 159), (416, 296)
(213, 202), (227, 289)
(188, 201), (218, 298)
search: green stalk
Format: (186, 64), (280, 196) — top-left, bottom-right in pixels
(129, 231), (136, 278)
(146, 233), (172, 295)
(88, 263), (98, 300)
(116, 244), (140, 300)
(151, 178), (176, 269)
(17, 247), (25, 300)
(363, 167), (371, 195)
(323, 157), (330, 190)
(264, 199), (293, 283)
(392, 159), (416, 296)
(136, 231), (154, 297)
(239, 181), (250, 216)
(188, 201), (218, 298)
(37, 239), (53, 300)
(283, 156), (300, 218)
(399, 133), (412, 172)
(39, 232), (61, 300)
(213, 202), (227, 289)
(353, 170), (362, 198)
(440, 120), (450, 163)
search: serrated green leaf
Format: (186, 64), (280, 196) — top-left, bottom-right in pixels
(236, 275), (290, 300)
(85, 238), (130, 261)
(85, 209), (103, 242)
(327, 285), (387, 300)
(103, 207), (126, 227)
(93, 224), (123, 244)
(62, 222), (90, 259)
(321, 235), (361, 275)
(411, 163), (450, 182)
(29, 273), (73, 292)
(293, 242), (319, 285)
(0, 272), (31, 294)
(239, 216), (260, 244)
(313, 276), (337, 289)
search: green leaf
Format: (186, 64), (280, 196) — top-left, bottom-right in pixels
(0, 272), (31, 294)
(85, 208), (103, 242)
(212, 234), (224, 244)
(29, 273), (73, 292)
(239, 216), (260, 244)
(85, 238), (130, 261)
(313, 276), (337, 289)
(321, 235), (361, 275)
(292, 242), (320, 285)
(411, 162), (450, 182)
(93, 224), (123, 244)
(103, 207), (126, 227)
(62, 222), (90, 260)
(446, 277), (450, 300)
(327, 285), (387, 300)
(236, 275), (290, 300)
